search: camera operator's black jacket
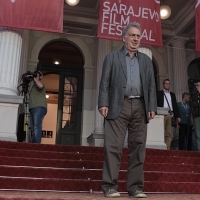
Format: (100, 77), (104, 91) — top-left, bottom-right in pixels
(157, 90), (180, 119)
(190, 90), (200, 117)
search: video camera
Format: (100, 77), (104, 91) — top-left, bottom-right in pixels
(22, 71), (38, 84)
(188, 79), (200, 94)
(188, 79), (198, 87)
(18, 70), (43, 95)
(188, 79), (200, 112)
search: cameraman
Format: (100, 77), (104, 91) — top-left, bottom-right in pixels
(191, 82), (200, 151)
(29, 71), (47, 143)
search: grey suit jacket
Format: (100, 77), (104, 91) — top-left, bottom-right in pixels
(98, 46), (157, 123)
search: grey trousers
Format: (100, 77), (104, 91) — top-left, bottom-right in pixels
(102, 98), (147, 195)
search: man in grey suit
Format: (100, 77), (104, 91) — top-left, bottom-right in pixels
(98, 22), (157, 198)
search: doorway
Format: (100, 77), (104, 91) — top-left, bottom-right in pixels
(38, 40), (84, 145)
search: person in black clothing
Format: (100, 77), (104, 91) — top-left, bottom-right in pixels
(190, 82), (200, 150)
(177, 93), (193, 150)
(157, 79), (181, 150)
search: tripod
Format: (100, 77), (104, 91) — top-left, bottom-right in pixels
(23, 93), (31, 143)
(17, 79), (32, 143)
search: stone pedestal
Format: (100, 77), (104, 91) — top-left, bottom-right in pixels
(87, 133), (104, 146)
(88, 107), (168, 149)
(146, 107), (168, 149)
(0, 94), (23, 141)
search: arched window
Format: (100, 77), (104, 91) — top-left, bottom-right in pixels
(38, 40), (84, 67)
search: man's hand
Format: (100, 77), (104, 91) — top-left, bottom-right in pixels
(33, 74), (44, 89)
(99, 106), (108, 117)
(177, 118), (181, 123)
(148, 111), (156, 120)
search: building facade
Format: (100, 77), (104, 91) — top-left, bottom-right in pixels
(0, 0), (200, 146)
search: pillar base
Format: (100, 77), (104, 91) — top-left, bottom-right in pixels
(88, 107), (168, 149)
(87, 133), (104, 146)
(146, 107), (168, 150)
(146, 141), (166, 149)
(0, 94), (23, 142)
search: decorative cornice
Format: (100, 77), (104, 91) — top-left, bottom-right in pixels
(0, 94), (23, 104)
(165, 36), (189, 47)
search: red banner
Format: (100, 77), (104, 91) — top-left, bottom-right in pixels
(97, 0), (162, 46)
(196, 0), (200, 51)
(0, 0), (63, 33)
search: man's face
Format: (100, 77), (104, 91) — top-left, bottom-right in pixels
(163, 81), (170, 90)
(123, 26), (141, 53)
(185, 95), (190, 103)
(186, 95), (190, 103)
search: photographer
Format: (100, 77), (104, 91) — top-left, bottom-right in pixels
(29, 71), (47, 143)
(191, 82), (200, 151)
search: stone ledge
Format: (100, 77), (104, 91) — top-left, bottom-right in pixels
(87, 133), (104, 143)
(0, 94), (23, 104)
(0, 133), (17, 142)
(146, 141), (167, 150)
(157, 107), (169, 115)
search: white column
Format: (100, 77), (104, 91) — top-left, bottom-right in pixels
(0, 31), (22, 95)
(94, 39), (111, 133)
(19, 30), (30, 77)
(139, 45), (152, 59)
(18, 30), (30, 115)
(166, 46), (174, 91)
(0, 30), (23, 142)
(171, 38), (188, 101)
(87, 39), (111, 146)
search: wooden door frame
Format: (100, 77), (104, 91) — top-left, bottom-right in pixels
(38, 63), (84, 145)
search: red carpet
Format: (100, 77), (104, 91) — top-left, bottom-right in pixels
(0, 141), (200, 193)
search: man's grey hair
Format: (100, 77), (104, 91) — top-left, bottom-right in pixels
(122, 22), (141, 36)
